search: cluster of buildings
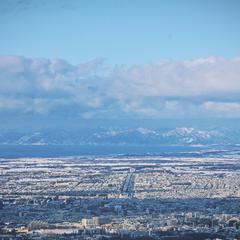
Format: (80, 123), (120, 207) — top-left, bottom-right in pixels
(0, 155), (240, 239)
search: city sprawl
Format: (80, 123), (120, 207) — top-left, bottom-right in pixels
(1, 154), (240, 239)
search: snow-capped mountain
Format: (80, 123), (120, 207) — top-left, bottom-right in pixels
(0, 126), (238, 146)
(162, 127), (222, 144)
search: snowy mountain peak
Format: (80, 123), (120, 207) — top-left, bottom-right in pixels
(137, 127), (157, 135)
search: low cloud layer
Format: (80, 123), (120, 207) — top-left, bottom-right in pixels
(0, 55), (240, 118)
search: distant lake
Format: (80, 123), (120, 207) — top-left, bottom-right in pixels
(0, 144), (216, 158)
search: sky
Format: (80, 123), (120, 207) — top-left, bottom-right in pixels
(1, 0), (240, 64)
(0, 0), (240, 129)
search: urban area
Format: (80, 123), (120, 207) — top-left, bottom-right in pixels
(1, 154), (240, 240)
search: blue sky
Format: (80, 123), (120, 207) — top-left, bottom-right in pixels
(1, 0), (240, 65)
(0, 0), (240, 126)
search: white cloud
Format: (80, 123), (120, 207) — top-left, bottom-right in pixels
(0, 55), (240, 118)
(0, 55), (107, 114)
(110, 57), (240, 99)
(201, 101), (240, 117)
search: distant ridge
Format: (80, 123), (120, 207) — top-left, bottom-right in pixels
(0, 127), (239, 146)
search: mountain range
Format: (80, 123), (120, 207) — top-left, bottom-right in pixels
(0, 127), (239, 146)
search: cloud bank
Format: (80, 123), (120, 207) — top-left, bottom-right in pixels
(0, 55), (240, 118)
